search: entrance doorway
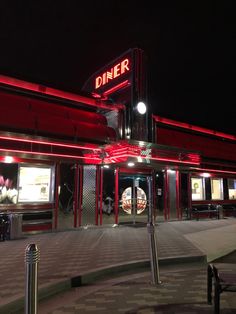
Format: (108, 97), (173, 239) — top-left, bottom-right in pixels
(57, 163), (75, 230)
(119, 174), (150, 225)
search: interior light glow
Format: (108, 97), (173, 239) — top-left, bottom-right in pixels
(202, 173), (211, 177)
(137, 102), (146, 114)
(128, 162), (135, 167)
(4, 156), (14, 163)
(103, 165), (110, 168)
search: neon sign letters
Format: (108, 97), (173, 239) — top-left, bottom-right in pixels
(95, 58), (130, 89)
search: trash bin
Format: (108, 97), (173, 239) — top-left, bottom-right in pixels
(9, 213), (23, 240)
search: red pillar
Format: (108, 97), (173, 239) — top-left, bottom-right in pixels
(114, 167), (119, 225)
(78, 166), (83, 227)
(99, 166), (103, 226)
(152, 170), (157, 222)
(54, 162), (60, 230)
(73, 163), (79, 228)
(187, 173), (192, 210)
(164, 169), (169, 220)
(176, 170), (180, 219)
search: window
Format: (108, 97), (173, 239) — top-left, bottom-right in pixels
(191, 177), (205, 200)
(228, 178), (236, 200)
(0, 163), (18, 204)
(18, 165), (55, 203)
(211, 178), (223, 200)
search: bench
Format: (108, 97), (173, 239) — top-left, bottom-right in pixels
(189, 204), (220, 220)
(207, 263), (236, 314)
(222, 204), (236, 218)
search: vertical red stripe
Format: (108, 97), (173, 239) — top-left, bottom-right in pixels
(78, 166), (83, 226)
(187, 173), (192, 210)
(54, 162), (60, 229)
(176, 170), (180, 219)
(73, 163), (79, 228)
(164, 169), (169, 220)
(152, 170), (157, 222)
(100, 167), (103, 225)
(115, 167), (119, 224)
(95, 165), (100, 225)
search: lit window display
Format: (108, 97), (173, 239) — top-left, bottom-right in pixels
(211, 178), (223, 200)
(191, 177), (205, 200)
(18, 166), (54, 203)
(228, 178), (236, 200)
(121, 187), (147, 214)
(0, 163), (18, 204)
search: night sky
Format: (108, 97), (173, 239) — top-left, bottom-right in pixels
(0, 1), (235, 135)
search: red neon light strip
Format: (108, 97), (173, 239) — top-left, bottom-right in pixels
(104, 153), (136, 162)
(103, 80), (130, 96)
(0, 148), (101, 161)
(104, 154), (200, 165)
(150, 156), (200, 165)
(0, 75), (124, 111)
(153, 115), (236, 141)
(0, 135), (101, 151)
(106, 147), (130, 153)
(194, 167), (236, 175)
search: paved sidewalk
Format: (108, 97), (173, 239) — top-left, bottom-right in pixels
(38, 261), (236, 314)
(0, 218), (236, 313)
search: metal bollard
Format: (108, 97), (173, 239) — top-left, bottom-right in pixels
(147, 222), (161, 285)
(147, 176), (161, 285)
(25, 244), (40, 314)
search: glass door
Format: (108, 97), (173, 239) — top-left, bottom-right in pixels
(119, 174), (150, 225)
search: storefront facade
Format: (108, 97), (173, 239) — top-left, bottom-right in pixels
(0, 48), (235, 234)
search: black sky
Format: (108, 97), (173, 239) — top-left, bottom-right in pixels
(0, 1), (235, 135)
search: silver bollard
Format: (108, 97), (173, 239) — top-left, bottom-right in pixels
(147, 222), (161, 285)
(25, 244), (40, 314)
(147, 176), (161, 285)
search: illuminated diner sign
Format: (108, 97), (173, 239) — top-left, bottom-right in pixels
(95, 58), (130, 90)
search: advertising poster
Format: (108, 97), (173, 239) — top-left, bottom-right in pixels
(18, 166), (51, 202)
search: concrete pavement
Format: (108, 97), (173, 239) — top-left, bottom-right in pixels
(0, 218), (236, 313)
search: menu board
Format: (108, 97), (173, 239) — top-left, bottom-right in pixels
(18, 166), (52, 202)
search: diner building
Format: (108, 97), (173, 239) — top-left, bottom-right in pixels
(0, 48), (235, 235)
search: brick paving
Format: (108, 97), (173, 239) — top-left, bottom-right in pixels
(37, 263), (236, 314)
(0, 218), (236, 313)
